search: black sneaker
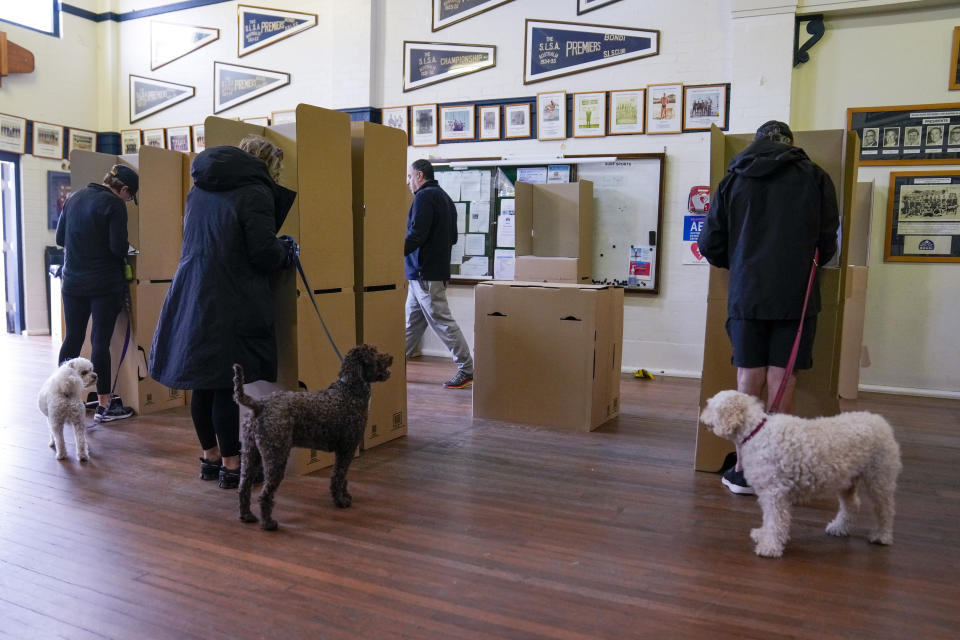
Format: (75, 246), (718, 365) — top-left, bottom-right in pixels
(219, 466), (241, 490)
(722, 467), (756, 495)
(92, 399), (135, 425)
(443, 370), (473, 389)
(200, 457), (222, 481)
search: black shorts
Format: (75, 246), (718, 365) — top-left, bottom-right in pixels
(725, 316), (817, 370)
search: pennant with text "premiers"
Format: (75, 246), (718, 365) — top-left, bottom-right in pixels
(238, 4), (317, 57)
(214, 62), (290, 114)
(129, 75), (195, 123)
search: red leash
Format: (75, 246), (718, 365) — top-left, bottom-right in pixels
(741, 248), (820, 445)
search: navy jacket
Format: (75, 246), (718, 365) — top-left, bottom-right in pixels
(149, 146), (295, 389)
(404, 180), (458, 281)
(698, 139), (839, 320)
(55, 183), (128, 296)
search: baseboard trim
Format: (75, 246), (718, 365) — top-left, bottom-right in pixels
(857, 384), (960, 401)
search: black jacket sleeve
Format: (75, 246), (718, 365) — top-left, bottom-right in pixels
(55, 211), (66, 247)
(108, 199), (129, 259)
(404, 191), (434, 256)
(817, 170), (840, 265)
(238, 187), (287, 272)
(698, 178), (730, 269)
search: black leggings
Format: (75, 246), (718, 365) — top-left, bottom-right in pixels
(191, 388), (240, 458)
(59, 292), (125, 395)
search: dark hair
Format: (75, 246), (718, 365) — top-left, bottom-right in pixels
(412, 158), (434, 181)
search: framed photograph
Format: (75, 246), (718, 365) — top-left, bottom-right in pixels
(32, 122), (64, 159)
(646, 83), (682, 134)
(192, 125), (206, 152)
(403, 41), (496, 92)
(903, 126), (922, 149)
(577, 0), (624, 14)
(166, 126), (192, 152)
(861, 127), (879, 150)
(410, 103), (438, 147)
(47, 171), (72, 230)
(682, 83), (729, 131)
(143, 128), (166, 149)
(848, 103), (960, 165)
(242, 116), (270, 126)
(885, 170), (960, 262)
(432, 0), (514, 31)
(68, 128), (96, 155)
(949, 124), (960, 149)
(504, 103), (531, 138)
(271, 109), (296, 125)
(0, 113), (27, 154)
(382, 106), (408, 134)
(572, 91), (606, 138)
(882, 127), (900, 148)
(925, 125), (945, 149)
(607, 89), (644, 135)
(120, 129), (141, 155)
(537, 91), (566, 141)
(439, 105), (475, 141)
(950, 26), (960, 90)
(478, 105), (500, 140)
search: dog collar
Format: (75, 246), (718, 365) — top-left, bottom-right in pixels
(740, 417), (767, 446)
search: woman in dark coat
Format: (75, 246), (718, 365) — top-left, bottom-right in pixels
(150, 136), (296, 489)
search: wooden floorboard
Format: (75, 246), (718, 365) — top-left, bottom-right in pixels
(1, 332), (958, 639)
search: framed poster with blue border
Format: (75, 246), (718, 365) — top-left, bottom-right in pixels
(403, 41), (496, 92)
(885, 170), (960, 262)
(432, 0), (515, 32)
(523, 18), (659, 84)
(237, 4), (317, 57)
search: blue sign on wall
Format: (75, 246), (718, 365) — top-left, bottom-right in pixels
(524, 19), (659, 84)
(683, 216), (705, 242)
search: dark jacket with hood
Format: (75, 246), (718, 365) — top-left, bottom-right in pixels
(149, 146), (295, 389)
(55, 183), (128, 296)
(698, 139), (839, 319)
(404, 180), (458, 281)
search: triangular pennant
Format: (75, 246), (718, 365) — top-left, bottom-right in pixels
(523, 19), (659, 84)
(129, 75), (195, 123)
(151, 21), (220, 70)
(238, 5), (318, 56)
(214, 62), (290, 114)
(432, 0), (514, 31)
(404, 41), (497, 92)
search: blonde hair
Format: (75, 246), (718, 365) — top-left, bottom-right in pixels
(238, 134), (284, 182)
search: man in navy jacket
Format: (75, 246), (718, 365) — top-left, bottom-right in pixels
(404, 159), (474, 389)
(698, 120), (839, 494)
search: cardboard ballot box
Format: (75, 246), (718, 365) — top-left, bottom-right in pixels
(473, 281), (623, 431)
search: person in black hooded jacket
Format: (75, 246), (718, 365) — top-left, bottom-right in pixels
(149, 135), (297, 489)
(698, 120), (839, 495)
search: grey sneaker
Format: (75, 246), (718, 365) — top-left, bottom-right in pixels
(443, 370), (473, 389)
(92, 398), (135, 425)
(722, 468), (755, 495)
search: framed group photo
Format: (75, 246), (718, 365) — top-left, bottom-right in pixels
(504, 103), (531, 138)
(0, 113), (27, 154)
(32, 122), (64, 159)
(382, 106), (408, 135)
(271, 109), (296, 125)
(573, 91), (606, 138)
(848, 103), (960, 164)
(120, 129), (141, 155)
(537, 90), (566, 141)
(682, 83), (729, 131)
(68, 128), (97, 155)
(192, 125), (206, 152)
(608, 89), (644, 135)
(478, 105), (500, 140)
(647, 83), (682, 134)
(885, 170), (960, 262)
(167, 126), (192, 152)
(143, 128), (166, 149)
(439, 104), (475, 141)
(410, 103), (437, 146)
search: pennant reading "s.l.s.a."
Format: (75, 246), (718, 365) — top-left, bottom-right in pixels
(523, 19), (659, 84)
(237, 4), (317, 57)
(403, 41), (496, 92)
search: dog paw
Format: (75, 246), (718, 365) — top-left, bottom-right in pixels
(750, 528), (763, 543)
(261, 519), (278, 531)
(333, 493), (352, 509)
(868, 531), (893, 545)
(240, 512), (258, 524)
(55, 451), (67, 461)
(825, 520), (850, 537)
(754, 541), (785, 558)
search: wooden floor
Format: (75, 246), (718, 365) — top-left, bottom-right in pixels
(1, 332), (958, 639)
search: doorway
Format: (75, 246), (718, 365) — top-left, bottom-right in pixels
(0, 155), (24, 334)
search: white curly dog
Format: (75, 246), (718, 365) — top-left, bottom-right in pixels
(38, 357), (98, 461)
(700, 390), (902, 558)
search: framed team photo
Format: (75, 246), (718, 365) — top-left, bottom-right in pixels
(68, 128), (97, 155)
(439, 105), (475, 141)
(0, 113), (27, 154)
(192, 124), (206, 152)
(166, 126), (192, 152)
(33, 122), (64, 160)
(572, 91), (606, 138)
(143, 128), (166, 149)
(382, 106), (409, 135)
(504, 103), (531, 138)
(478, 105), (500, 140)
(682, 83), (729, 131)
(120, 129), (141, 155)
(607, 89), (644, 135)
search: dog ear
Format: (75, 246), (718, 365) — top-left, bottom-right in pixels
(703, 391), (759, 440)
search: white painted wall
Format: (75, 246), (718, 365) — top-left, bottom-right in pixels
(791, 5), (960, 394)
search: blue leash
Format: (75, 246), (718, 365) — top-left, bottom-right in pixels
(292, 254), (344, 364)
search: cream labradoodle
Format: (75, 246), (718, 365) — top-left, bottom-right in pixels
(700, 390), (902, 558)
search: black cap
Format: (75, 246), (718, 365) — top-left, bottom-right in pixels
(755, 120), (793, 142)
(110, 164), (139, 204)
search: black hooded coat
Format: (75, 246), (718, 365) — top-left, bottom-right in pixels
(149, 146), (296, 389)
(697, 139), (840, 320)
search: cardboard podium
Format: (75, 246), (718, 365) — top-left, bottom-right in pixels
(694, 127), (860, 472)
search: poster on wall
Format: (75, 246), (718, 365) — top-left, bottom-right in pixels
(214, 62), (290, 114)
(47, 171), (71, 230)
(432, 0), (515, 31)
(129, 75), (195, 123)
(682, 215), (707, 265)
(237, 5), (317, 57)
(884, 170), (960, 262)
(403, 41), (496, 92)
(523, 19), (659, 84)
(151, 21), (219, 70)
(32, 121), (63, 159)
(0, 113), (27, 153)
(68, 128), (96, 155)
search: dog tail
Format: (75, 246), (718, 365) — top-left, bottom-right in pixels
(232, 364), (261, 413)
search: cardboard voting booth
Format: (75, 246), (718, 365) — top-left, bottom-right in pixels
(513, 181), (593, 283)
(694, 126), (860, 472)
